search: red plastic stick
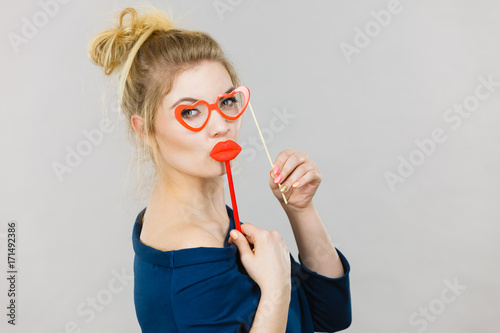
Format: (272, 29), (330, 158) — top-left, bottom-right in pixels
(224, 160), (240, 232)
(209, 140), (242, 232)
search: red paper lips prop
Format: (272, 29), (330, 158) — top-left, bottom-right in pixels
(210, 140), (242, 232)
(210, 140), (242, 161)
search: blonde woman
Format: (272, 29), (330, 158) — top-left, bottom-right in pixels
(89, 6), (351, 332)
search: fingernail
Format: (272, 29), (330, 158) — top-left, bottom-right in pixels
(280, 184), (288, 193)
(230, 230), (238, 240)
(270, 171), (275, 179)
(273, 165), (280, 175)
(292, 182), (300, 188)
(274, 174), (283, 184)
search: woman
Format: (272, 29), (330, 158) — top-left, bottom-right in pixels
(89, 5), (351, 332)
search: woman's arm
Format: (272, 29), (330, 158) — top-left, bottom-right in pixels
(249, 286), (291, 332)
(268, 149), (351, 330)
(229, 224), (292, 332)
(268, 149), (343, 278)
(281, 201), (344, 279)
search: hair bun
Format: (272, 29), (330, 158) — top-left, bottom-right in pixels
(88, 6), (175, 76)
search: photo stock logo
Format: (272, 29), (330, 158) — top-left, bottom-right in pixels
(52, 118), (115, 182)
(237, 106), (296, 164)
(56, 267), (133, 333)
(213, 0), (244, 21)
(339, 0), (404, 63)
(384, 74), (499, 192)
(7, 0), (72, 54)
(401, 277), (467, 333)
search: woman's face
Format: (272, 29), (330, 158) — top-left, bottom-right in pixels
(154, 60), (242, 178)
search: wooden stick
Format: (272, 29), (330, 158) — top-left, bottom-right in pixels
(248, 102), (288, 205)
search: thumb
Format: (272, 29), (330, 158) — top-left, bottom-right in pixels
(230, 229), (252, 258)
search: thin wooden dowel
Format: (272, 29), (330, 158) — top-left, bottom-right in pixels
(248, 102), (288, 205)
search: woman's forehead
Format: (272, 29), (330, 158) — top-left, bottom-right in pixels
(166, 62), (234, 103)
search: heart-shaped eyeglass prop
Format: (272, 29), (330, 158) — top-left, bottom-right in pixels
(175, 86), (250, 132)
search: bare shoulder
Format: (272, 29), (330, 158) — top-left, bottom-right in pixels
(140, 216), (225, 251)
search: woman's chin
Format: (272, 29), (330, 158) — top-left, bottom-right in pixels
(211, 159), (227, 176)
(208, 157), (237, 177)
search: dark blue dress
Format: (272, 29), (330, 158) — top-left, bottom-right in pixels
(132, 205), (351, 332)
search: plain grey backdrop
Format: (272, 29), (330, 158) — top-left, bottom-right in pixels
(1, 0), (499, 332)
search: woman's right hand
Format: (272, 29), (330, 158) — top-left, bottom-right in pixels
(228, 223), (291, 294)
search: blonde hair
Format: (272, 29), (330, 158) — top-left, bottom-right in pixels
(88, 5), (240, 200)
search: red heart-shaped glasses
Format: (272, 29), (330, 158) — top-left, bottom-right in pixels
(174, 86), (250, 132)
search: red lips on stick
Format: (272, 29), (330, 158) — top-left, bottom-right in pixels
(209, 140), (242, 232)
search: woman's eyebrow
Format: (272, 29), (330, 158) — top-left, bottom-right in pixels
(171, 86), (235, 109)
(171, 97), (197, 108)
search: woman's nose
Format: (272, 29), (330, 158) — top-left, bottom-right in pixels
(208, 110), (230, 136)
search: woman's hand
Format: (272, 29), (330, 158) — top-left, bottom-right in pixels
(269, 148), (322, 210)
(228, 223), (291, 294)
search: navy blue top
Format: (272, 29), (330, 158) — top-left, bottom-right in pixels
(132, 205), (351, 332)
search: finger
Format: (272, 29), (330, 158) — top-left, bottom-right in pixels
(239, 223), (263, 245)
(273, 151), (309, 186)
(280, 161), (317, 193)
(270, 148), (295, 178)
(268, 170), (293, 194)
(229, 229), (253, 258)
(228, 222), (251, 244)
(296, 168), (316, 189)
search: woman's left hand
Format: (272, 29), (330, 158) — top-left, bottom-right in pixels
(268, 148), (322, 210)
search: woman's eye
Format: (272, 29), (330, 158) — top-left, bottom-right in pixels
(181, 108), (199, 118)
(220, 97), (236, 107)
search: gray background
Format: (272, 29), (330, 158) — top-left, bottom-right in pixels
(1, 0), (499, 332)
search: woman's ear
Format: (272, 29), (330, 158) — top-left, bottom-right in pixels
(131, 114), (156, 148)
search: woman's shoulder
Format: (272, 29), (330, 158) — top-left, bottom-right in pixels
(140, 222), (224, 251)
(138, 207), (229, 252)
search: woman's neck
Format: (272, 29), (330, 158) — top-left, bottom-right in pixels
(149, 172), (228, 226)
